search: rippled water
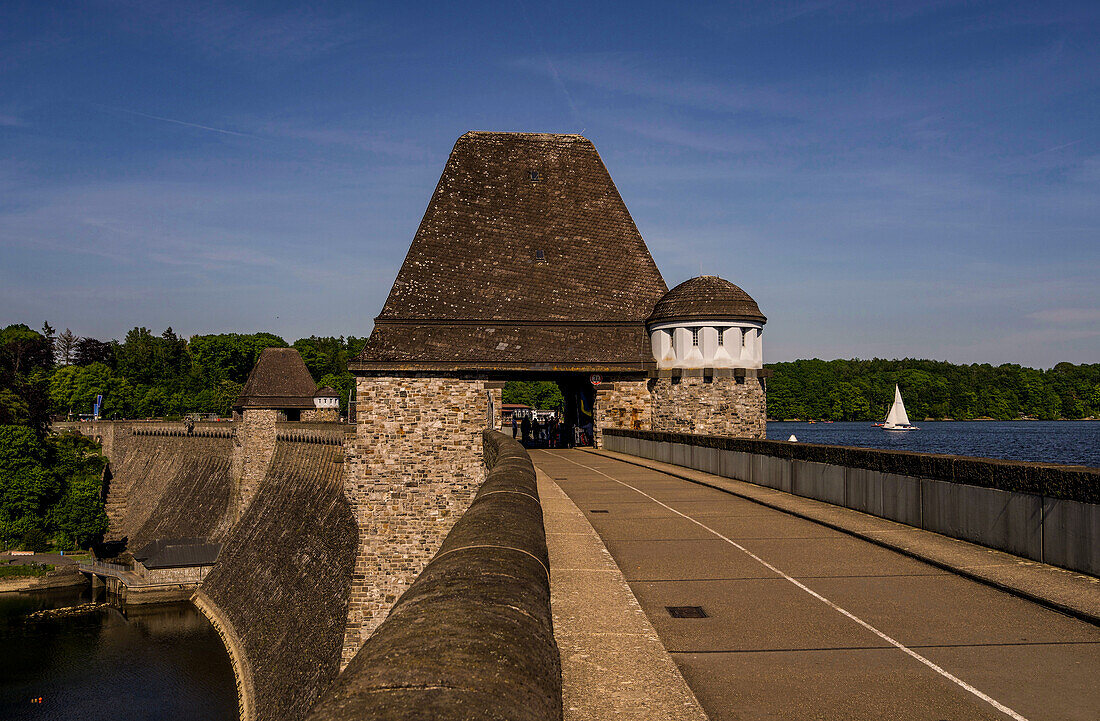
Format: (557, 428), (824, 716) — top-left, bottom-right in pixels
(0, 586), (237, 721)
(766, 420), (1100, 468)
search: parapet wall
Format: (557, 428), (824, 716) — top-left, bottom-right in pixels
(307, 431), (561, 721)
(605, 428), (1100, 576)
(198, 435), (358, 721)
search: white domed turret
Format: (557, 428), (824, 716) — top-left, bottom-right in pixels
(314, 387), (340, 410)
(646, 276), (766, 370)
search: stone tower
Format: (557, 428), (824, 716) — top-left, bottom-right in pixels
(340, 131), (770, 660)
(341, 131), (670, 658)
(646, 276), (769, 437)
(232, 347), (319, 512)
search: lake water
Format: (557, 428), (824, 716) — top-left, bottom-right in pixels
(767, 420), (1100, 468)
(0, 586), (237, 721)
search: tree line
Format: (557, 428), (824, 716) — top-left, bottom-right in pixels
(0, 323), (368, 551)
(0, 425), (108, 551)
(6, 323), (1096, 425)
(765, 358), (1100, 421)
(0, 323), (366, 426)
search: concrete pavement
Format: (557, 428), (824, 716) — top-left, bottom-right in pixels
(538, 466), (708, 720)
(532, 449), (1100, 721)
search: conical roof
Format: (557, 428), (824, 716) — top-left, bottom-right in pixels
(353, 131), (668, 372)
(234, 348), (318, 410)
(647, 276), (766, 325)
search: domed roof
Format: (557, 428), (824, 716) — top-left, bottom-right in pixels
(647, 276), (766, 325)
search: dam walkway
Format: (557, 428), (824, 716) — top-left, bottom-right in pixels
(531, 449), (1099, 721)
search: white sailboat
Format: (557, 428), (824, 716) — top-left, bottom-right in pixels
(883, 384), (918, 431)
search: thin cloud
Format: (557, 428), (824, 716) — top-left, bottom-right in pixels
(108, 0), (357, 60)
(97, 105), (255, 138)
(515, 0), (586, 130)
(1026, 308), (1100, 326)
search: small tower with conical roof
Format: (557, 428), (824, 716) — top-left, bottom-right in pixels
(645, 276), (769, 437)
(231, 347), (321, 512)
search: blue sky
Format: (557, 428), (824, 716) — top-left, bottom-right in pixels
(1, 0), (1097, 367)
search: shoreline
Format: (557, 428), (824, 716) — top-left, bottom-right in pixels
(0, 567), (87, 594)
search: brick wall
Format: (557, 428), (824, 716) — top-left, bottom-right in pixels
(651, 375), (766, 438)
(340, 375), (491, 665)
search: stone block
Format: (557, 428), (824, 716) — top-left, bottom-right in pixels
(752, 454), (791, 492)
(880, 473), (922, 527)
(792, 460), (845, 506)
(1042, 498), (1100, 576)
(719, 450), (751, 482)
(845, 467), (882, 516)
(672, 442), (692, 467)
(921, 480), (1043, 561)
(694, 446), (720, 475)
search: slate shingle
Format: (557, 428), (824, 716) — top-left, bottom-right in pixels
(235, 348), (318, 409)
(353, 132), (668, 371)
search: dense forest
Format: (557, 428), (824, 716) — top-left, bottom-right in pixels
(0, 426), (108, 550)
(2, 323), (1097, 423)
(765, 359), (1100, 421)
(0, 323), (365, 424)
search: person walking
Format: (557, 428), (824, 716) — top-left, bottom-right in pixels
(521, 415), (531, 445)
(512, 414), (518, 439)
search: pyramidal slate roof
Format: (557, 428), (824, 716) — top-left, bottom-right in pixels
(235, 348), (318, 409)
(352, 131), (668, 372)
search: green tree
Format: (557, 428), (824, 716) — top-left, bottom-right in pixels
(503, 381), (565, 410)
(0, 426), (59, 545)
(45, 431), (108, 547)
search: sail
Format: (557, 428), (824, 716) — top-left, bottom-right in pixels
(885, 385), (911, 427)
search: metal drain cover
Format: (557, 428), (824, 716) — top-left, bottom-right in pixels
(666, 606), (708, 618)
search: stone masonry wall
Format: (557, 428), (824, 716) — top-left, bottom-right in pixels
(594, 379), (651, 447)
(341, 375), (491, 666)
(651, 375), (766, 438)
(302, 408), (340, 423)
(238, 409), (278, 515)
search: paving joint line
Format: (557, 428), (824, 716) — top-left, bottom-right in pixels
(550, 450), (1032, 721)
(583, 449), (1100, 628)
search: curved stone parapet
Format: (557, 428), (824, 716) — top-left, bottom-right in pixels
(193, 590), (257, 721)
(307, 431), (561, 721)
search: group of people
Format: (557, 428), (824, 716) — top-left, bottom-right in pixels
(510, 413), (593, 448)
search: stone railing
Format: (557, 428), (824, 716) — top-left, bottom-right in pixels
(604, 428), (1100, 577)
(306, 431), (561, 721)
(275, 421), (346, 446)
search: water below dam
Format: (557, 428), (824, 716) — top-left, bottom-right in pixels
(0, 586), (237, 721)
(767, 419), (1100, 468)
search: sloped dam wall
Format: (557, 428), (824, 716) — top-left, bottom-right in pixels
(55, 421), (237, 547)
(197, 429), (357, 721)
(58, 421), (561, 721)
